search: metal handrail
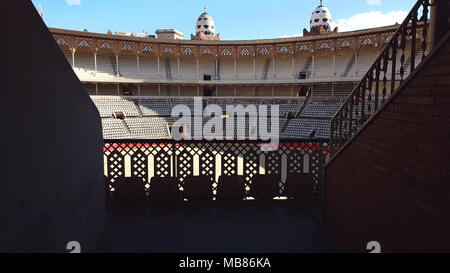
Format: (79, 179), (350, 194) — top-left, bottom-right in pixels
(330, 0), (433, 153)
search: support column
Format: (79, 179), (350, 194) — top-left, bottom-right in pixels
(178, 84), (181, 96)
(272, 58), (276, 79)
(94, 52), (97, 72)
(311, 55), (315, 78)
(253, 57), (256, 80)
(234, 86), (237, 96)
(196, 58), (199, 80)
(234, 58), (237, 79)
(272, 86), (275, 96)
(216, 58), (219, 80)
(117, 83), (120, 95)
(197, 85), (200, 96)
(292, 57), (295, 79)
(115, 54), (119, 76)
(158, 84), (161, 96)
(177, 57), (180, 80)
(137, 55), (140, 77)
(95, 83), (98, 95)
(157, 58), (160, 79)
(332, 53), (336, 78)
(138, 84), (141, 96)
(354, 52), (358, 76)
(71, 49), (76, 67)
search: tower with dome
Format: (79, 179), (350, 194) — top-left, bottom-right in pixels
(303, 1), (338, 36)
(191, 7), (221, 40)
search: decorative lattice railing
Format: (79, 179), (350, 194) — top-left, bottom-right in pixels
(330, 0), (433, 153)
(103, 140), (329, 201)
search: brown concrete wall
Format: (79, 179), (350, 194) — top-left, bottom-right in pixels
(325, 34), (450, 252)
(0, 0), (105, 252)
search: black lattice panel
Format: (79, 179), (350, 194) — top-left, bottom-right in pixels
(287, 149), (305, 174)
(308, 143), (321, 195)
(103, 140), (329, 201)
(106, 149), (125, 184)
(316, 142), (328, 197)
(131, 150), (149, 181)
(221, 143), (238, 176)
(265, 151), (282, 176)
(177, 146), (195, 182)
(243, 144), (260, 191)
(199, 148), (215, 178)
(151, 145), (173, 178)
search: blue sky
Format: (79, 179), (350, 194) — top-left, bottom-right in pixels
(32, 0), (416, 40)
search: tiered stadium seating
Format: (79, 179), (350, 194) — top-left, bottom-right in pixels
(333, 83), (355, 97)
(67, 49), (384, 81)
(102, 119), (131, 139)
(301, 103), (341, 118)
(179, 59), (197, 80)
(301, 98), (345, 118)
(274, 58), (292, 79)
(92, 95), (342, 140)
(161, 58), (177, 79)
(279, 104), (302, 116)
(139, 104), (173, 116)
(356, 50), (377, 77)
(139, 57), (159, 79)
(75, 52), (95, 71)
(118, 55), (138, 78)
(125, 117), (170, 139)
(312, 84), (333, 97)
(91, 96), (140, 117)
(236, 59), (254, 80)
(335, 53), (356, 78)
(97, 53), (116, 75)
(256, 59), (274, 80)
(294, 56), (312, 79)
(198, 60), (216, 80)
(218, 60), (235, 80)
(281, 119), (330, 139)
(314, 55), (333, 79)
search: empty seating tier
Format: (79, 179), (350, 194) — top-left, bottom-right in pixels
(93, 95), (346, 140)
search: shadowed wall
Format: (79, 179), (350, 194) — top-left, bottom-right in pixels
(0, 0), (105, 252)
(325, 33), (450, 252)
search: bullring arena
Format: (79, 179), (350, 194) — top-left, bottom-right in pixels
(49, 3), (424, 200)
(2, 0), (449, 253)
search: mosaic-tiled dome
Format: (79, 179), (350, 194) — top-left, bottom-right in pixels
(310, 2), (333, 31)
(195, 7), (215, 36)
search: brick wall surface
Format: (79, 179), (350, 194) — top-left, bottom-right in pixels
(325, 37), (450, 252)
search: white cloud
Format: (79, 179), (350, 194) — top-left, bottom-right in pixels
(281, 33), (302, 38)
(67, 0), (81, 6)
(367, 0), (381, 6)
(333, 10), (408, 32)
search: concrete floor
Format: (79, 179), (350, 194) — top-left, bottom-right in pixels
(94, 200), (325, 253)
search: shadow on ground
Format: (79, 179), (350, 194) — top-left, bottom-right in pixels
(94, 200), (326, 253)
